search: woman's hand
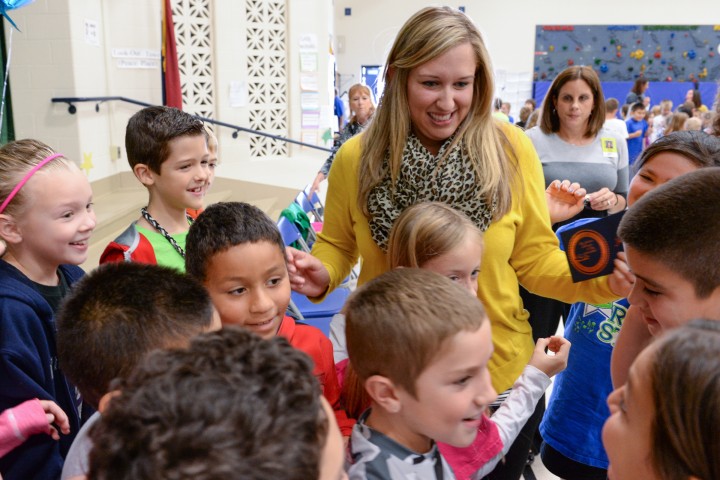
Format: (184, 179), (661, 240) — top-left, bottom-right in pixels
(608, 251), (635, 298)
(586, 187), (624, 213)
(309, 172), (326, 196)
(545, 179), (586, 224)
(286, 247), (331, 297)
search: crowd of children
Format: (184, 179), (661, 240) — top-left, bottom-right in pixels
(2, 21), (720, 479)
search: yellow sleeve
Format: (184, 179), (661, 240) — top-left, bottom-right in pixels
(310, 136), (362, 295)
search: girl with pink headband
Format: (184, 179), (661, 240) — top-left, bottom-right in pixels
(0, 139), (96, 479)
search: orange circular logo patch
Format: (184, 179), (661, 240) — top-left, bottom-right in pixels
(567, 229), (610, 276)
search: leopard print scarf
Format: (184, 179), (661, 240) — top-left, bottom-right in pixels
(367, 134), (497, 251)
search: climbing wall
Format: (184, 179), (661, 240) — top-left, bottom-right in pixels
(534, 25), (720, 83)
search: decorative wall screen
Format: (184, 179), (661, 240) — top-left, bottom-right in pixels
(171, 0), (216, 123)
(245, 0), (288, 158)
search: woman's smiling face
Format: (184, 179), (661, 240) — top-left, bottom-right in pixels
(406, 42), (476, 155)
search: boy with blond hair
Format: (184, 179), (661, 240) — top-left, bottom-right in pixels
(101, 106), (215, 271)
(345, 269), (568, 479)
(612, 167), (720, 386)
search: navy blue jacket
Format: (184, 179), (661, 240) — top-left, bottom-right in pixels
(0, 261), (84, 480)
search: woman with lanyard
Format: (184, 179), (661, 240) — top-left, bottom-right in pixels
(310, 83), (376, 194)
(288, 7), (627, 479)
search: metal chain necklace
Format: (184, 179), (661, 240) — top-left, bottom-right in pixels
(140, 207), (193, 259)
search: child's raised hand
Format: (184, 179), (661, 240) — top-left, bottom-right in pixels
(608, 251), (635, 298)
(38, 400), (70, 440)
(285, 247), (331, 297)
(528, 336), (571, 378)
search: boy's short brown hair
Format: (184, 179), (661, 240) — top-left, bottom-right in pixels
(125, 106), (205, 173)
(618, 167), (720, 298)
(57, 262), (215, 408)
(345, 268), (486, 396)
(605, 97), (619, 112)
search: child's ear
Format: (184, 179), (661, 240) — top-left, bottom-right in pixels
(133, 163), (156, 187)
(0, 214), (22, 244)
(97, 390), (122, 413)
(365, 375), (402, 413)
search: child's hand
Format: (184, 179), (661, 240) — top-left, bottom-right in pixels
(38, 400), (70, 440)
(286, 247), (331, 297)
(608, 251), (635, 298)
(528, 336), (570, 378)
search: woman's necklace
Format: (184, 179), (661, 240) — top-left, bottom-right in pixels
(140, 207), (193, 258)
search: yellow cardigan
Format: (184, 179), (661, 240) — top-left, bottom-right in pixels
(311, 123), (617, 392)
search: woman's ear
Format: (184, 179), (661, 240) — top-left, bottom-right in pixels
(132, 163), (155, 187)
(364, 375), (402, 413)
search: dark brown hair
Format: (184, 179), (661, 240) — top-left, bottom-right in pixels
(539, 66), (606, 138)
(619, 167), (720, 298)
(57, 262), (215, 408)
(125, 106), (205, 173)
(88, 328), (326, 480)
(649, 319), (720, 480)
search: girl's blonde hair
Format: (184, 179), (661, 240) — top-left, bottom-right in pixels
(664, 112), (689, 135)
(0, 139), (75, 217)
(387, 202), (482, 269)
(357, 6), (516, 218)
(347, 83), (375, 124)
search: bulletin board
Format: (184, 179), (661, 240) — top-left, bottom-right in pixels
(533, 25), (720, 83)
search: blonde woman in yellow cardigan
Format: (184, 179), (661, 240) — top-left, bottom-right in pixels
(287, 7), (631, 479)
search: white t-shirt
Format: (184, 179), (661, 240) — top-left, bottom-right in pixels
(603, 118), (629, 139)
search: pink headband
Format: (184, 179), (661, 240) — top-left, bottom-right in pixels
(0, 153), (65, 214)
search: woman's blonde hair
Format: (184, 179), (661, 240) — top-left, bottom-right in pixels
(347, 83), (375, 124)
(0, 139), (75, 217)
(387, 202), (482, 269)
(357, 6), (516, 218)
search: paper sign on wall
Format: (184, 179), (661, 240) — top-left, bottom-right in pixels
(229, 81), (248, 107)
(299, 33), (318, 52)
(300, 53), (318, 72)
(84, 19), (99, 46)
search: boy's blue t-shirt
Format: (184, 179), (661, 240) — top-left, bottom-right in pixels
(625, 118), (648, 165)
(539, 218), (628, 470)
